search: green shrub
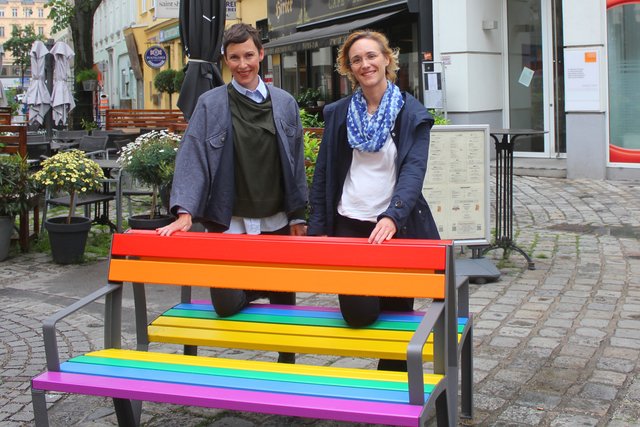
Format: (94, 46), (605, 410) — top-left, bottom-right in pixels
(154, 69), (179, 94)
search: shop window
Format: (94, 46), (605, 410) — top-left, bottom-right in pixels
(608, 2), (640, 162)
(310, 47), (333, 104)
(281, 52), (298, 98)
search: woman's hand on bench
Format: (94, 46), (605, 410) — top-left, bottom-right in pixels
(157, 213), (192, 236)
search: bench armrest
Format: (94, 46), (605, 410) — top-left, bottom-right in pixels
(406, 301), (445, 405)
(42, 283), (123, 372)
(456, 275), (470, 318)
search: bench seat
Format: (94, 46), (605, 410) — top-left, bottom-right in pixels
(33, 349), (443, 426)
(150, 302), (469, 360)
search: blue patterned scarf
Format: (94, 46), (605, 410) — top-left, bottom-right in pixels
(347, 81), (404, 152)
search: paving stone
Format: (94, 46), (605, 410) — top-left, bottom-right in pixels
(550, 414), (599, 426)
(589, 370), (627, 386)
(497, 405), (546, 425)
(580, 383), (619, 401)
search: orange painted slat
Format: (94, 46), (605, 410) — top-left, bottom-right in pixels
(111, 231), (450, 270)
(108, 259), (446, 299)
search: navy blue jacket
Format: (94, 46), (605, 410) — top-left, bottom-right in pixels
(308, 93), (440, 239)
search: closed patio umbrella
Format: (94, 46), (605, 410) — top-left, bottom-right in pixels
(0, 47), (6, 108)
(176, 0), (226, 121)
(49, 41), (76, 126)
(25, 40), (51, 126)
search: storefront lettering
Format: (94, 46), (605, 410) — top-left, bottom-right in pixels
(328, 0), (346, 9)
(275, 0), (294, 19)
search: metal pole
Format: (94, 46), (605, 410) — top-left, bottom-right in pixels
(44, 38), (54, 138)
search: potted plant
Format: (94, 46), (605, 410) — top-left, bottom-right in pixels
(117, 129), (180, 229)
(76, 68), (99, 91)
(0, 154), (34, 261)
(33, 150), (106, 264)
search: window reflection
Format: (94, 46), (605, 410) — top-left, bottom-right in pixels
(608, 4), (640, 151)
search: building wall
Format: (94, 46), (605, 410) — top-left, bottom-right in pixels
(94, 0), (138, 109)
(0, 0), (53, 78)
(563, 0), (609, 179)
(435, 0), (502, 114)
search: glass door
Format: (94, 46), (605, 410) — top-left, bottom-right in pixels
(506, 0), (565, 157)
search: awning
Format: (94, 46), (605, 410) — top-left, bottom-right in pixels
(264, 10), (401, 55)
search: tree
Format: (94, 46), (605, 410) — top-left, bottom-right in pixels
(154, 69), (179, 108)
(45, 0), (102, 129)
(2, 25), (45, 93)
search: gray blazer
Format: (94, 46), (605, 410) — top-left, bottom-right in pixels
(170, 84), (308, 231)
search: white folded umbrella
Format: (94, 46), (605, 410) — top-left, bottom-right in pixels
(25, 40), (51, 125)
(50, 41), (76, 126)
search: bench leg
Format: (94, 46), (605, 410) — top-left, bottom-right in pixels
(32, 388), (50, 427)
(435, 388), (450, 427)
(461, 317), (474, 419)
(113, 398), (141, 427)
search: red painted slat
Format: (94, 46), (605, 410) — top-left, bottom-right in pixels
(111, 231), (450, 270)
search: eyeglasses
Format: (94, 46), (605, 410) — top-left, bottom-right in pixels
(349, 52), (381, 67)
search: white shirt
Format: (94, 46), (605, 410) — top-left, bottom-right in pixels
(338, 134), (397, 222)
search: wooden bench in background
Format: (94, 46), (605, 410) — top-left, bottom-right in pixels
(105, 109), (188, 133)
(0, 124), (39, 251)
(31, 231), (473, 426)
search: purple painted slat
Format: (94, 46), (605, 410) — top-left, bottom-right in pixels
(32, 372), (421, 426)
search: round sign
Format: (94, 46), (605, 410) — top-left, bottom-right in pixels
(144, 45), (168, 69)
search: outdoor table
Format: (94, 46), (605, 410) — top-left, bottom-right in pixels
(94, 159), (122, 232)
(482, 128), (547, 270)
(50, 141), (79, 153)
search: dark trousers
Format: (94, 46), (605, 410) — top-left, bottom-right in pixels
(209, 224), (295, 363)
(335, 214), (414, 371)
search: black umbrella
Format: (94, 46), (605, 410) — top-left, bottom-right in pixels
(177, 0), (226, 121)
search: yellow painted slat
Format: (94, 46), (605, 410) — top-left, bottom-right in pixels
(92, 349), (445, 385)
(109, 259), (446, 299)
(151, 316), (416, 342)
(147, 325), (435, 360)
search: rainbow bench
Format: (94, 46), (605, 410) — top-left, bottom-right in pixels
(31, 230), (472, 426)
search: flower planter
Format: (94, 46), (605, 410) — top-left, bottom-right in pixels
(82, 80), (98, 91)
(0, 216), (14, 261)
(44, 216), (92, 264)
(127, 214), (174, 230)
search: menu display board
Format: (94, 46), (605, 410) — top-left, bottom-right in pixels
(423, 125), (490, 245)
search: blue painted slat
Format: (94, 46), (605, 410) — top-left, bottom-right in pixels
(60, 361), (426, 405)
(175, 303), (425, 322)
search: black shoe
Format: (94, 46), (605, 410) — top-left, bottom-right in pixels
(277, 352), (295, 364)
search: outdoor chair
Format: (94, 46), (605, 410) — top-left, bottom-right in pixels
(112, 168), (154, 218)
(77, 135), (109, 159)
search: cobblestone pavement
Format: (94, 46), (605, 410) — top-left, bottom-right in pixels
(2, 175), (640, 426)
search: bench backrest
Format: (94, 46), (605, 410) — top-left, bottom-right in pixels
(0, 125), (27, 156)
(109, 230), (455, 300)
(105, 109), (187, 132)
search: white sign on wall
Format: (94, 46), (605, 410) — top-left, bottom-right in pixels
(564, 47), (604, 112)
(226, 1), (237, 20)
(155, 0), (179, 19)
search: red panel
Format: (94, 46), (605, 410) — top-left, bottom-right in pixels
(111, 230), (450, 270)
(610, 144), (640, 163)
(607, 0), (639, 9)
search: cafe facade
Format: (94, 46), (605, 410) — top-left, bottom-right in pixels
(261, 0), (640, 180)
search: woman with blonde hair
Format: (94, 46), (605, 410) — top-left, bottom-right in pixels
(308, 30), (439, 370)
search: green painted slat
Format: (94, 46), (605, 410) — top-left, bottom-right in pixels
(162, 308), (418, 331)
(72, 355), (435, 393)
